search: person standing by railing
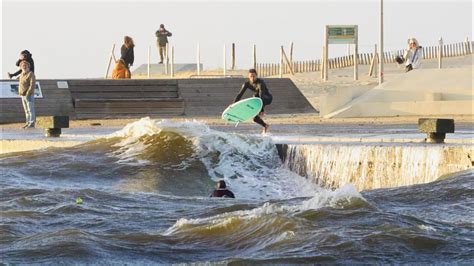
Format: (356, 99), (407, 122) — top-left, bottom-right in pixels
(155, 24), (172, 64)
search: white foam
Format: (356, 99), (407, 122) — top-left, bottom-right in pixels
(418, 224), (437, 232)
(105, 117), (210, 166)
(104, 117), (322, 200)
(164, 184), (364, 235)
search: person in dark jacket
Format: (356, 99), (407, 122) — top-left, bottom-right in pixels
(120, 36), (135, 77)
(155, 24), (172, 64)
(210, 180), (235, 198)
(234, 69), (273, 134)
(8, 50), (35, 79)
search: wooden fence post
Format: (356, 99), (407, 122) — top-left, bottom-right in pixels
(289, 42), (294, 63)
(105, 43), (116, 79)
(368, 44), (378, 77)
(354, 43), (358, 80)
(438, 37), (443, 69)
(279, 47), (283, 78)
(281, 46), (295, 75)
(466, 37), (471, 54)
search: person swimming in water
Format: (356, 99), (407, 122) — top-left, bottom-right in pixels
(234, 68), (273, 134)
(210, 180), (235, 198)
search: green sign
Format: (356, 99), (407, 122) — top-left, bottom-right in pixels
(327, 25), (357, 44)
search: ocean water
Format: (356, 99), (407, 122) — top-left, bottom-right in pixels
(1, 118), (473, 264)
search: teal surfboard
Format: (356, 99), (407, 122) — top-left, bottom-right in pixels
(222, 97), (263, 124)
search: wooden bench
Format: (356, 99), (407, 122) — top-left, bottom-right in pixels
(68, 79), (184, 119)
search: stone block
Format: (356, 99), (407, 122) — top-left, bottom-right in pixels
(418, 118), (455, 133)
(36, 116), (69, 138)
(36, 116), (69, 129)
(418, 118), (455, 143)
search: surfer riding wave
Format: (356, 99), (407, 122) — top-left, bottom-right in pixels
(234, 69), (273, 134)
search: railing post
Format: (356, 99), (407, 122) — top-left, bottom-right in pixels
(438, 37), (443, 69)
(223, 44), (226, 76)
(196, 43), (201, 76)
(253, 44), (257, 70)
(170, 46), (174, 77)
(147, 45), (151, 78)
(165, 43), (169, 75)
(231, 43), (236, 70)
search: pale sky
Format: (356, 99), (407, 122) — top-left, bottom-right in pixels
(1, 0), (472, 78)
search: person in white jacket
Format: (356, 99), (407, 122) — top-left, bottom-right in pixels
(397, 38), (422, 72)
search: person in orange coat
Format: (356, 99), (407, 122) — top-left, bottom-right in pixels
(112, 59), (130, 79)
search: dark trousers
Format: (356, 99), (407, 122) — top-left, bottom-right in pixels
(253, 98), (271, 128)
(253, 115), (266, 127)
(158, 46), (166, 63)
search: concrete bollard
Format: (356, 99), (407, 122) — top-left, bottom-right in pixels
(36, 116), (70, 137)
(418, 118), (455, 143)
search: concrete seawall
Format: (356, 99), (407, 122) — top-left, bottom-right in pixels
(277, 142), (473, 191)
(2, 124), (472, 193)
(0, 78), (315, 123)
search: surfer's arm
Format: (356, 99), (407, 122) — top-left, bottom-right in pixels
(258, 81), (269, 98)
(234, 83), (248, 102)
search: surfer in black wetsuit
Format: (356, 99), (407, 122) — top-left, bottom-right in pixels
(234, 69), (273, 134)
(210, 180), (235, 198)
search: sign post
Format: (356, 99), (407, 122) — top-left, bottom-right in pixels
(324, 25), (358, 81)
(379, 0), (384, 84)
